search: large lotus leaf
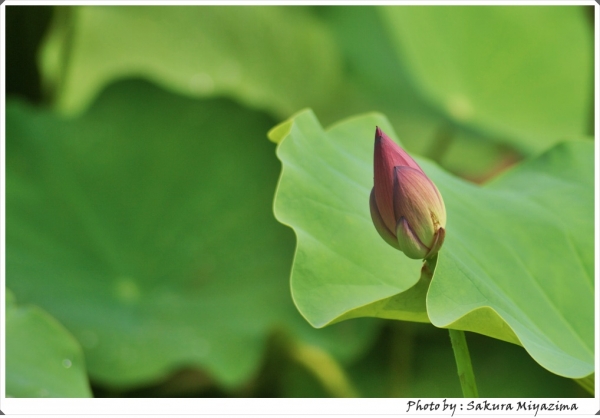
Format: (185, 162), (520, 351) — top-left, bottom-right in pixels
(427, 143), (594, 378)
(6, 80), (378, 390)
(40, 6), (342, 118)
(6, 289), (92, 397)
(379, 6), (592, 154)
(270, 109), (593, 378)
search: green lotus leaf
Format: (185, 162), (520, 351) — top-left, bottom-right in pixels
(271, 109), (594, 379)
(379, 6), (592, 154)
(6, 289), (92, 397)
(6, 80), (378, 390)
(40, 6), (342, 118)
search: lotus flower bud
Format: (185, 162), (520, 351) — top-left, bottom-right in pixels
(370, 127), (446, 260)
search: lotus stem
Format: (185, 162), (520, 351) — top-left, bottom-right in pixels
(424, 255), (479, 397)
(448, 328), (479, 397)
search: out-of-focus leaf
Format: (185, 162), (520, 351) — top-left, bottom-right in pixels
(39, 6), (343, 118)
(6, 80), (379, 390)
(271, 109), (594, 379)
(41, 5), (533, 182)
(380, 6), (592, 154)
(6, 289), (92, 397)
(311, 6), (522, 182)
(310, 6), (441, 143)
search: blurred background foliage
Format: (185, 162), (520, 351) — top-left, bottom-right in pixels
(5, 5), (594, 397)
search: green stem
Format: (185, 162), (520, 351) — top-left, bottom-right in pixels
(424, 255), (479, 398)
(574, 374), (595, 396)
(41, 6), (75, 106)
(289, 341), (359, 398)
(448, 328), (479, 397)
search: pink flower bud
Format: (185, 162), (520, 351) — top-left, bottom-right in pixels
(370, 127), (446, 260)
